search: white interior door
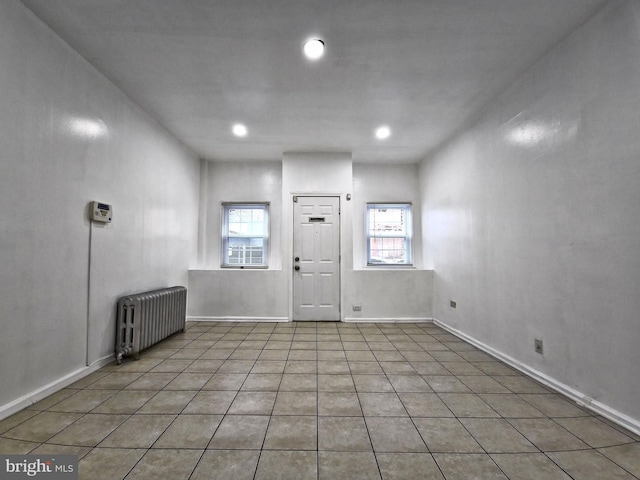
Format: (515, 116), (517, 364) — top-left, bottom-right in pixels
(293, 196), (341, 321)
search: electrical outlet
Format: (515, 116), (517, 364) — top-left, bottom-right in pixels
(352, 305), (362, 311)
(535, 339), (543, 354)
(450, 300), (457, 308)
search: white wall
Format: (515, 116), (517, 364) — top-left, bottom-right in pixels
(202, 161), (283, 269)
(188, 160), (288, 321)
(0, 1), (200, 417)
(282, 153), (354, 321)
(344, 270), (433, 322)
(190, 154), (357, 321)
(347, 164), (432, 321)
(352, 164), (423, 269)
(188, 270), (289, 321)
(189, 155), (433, 322)
(420, 0), (640, 430)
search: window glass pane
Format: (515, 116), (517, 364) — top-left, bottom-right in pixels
(369, 237), (408, 264)
(368, 207), (407, 236)
(228, 209), (241, 223)
(240, 209), (252, 222)
(223, 204), (268, 266)
(367, 204), (411, 265)
(227, 237), (264, 265)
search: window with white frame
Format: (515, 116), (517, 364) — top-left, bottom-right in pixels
(222, 203), (269, 267)
(366, 203), (412, 265)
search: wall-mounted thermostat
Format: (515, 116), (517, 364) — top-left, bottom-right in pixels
(90, 201), (113, 223)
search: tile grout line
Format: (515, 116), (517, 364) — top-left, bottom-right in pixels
(3, 321), (640, 479)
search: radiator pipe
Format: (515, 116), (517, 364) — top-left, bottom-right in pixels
(86, 218), (93, 366)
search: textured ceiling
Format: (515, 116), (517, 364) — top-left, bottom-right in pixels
(21, 0), (608, 163)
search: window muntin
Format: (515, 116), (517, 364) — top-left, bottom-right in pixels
(222, 204), (268, 267)
(366, 203), (412, 266)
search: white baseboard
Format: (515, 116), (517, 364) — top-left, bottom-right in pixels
(189, 316), (432, 324)
(0, 354), (114, 422)
(432, 318), (640, 437)
(343, 317), (432, 323)
(187, 316), (290, 323)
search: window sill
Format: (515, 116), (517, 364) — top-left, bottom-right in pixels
(221, 265), (269, 269)
(365, 264), (416, 270)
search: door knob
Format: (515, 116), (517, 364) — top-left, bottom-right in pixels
(294, 265), (300, 271)
(294, 256), (300, 262)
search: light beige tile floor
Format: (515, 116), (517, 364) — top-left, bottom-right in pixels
(1, 322), (639, 479)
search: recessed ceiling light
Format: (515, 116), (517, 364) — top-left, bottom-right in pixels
(375, 126), (391, 140)
(232, 123), (247, 137)
(303, 38), (325, 60)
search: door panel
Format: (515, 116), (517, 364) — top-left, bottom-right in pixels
(300, 273), (315, 306)
(293, 196), (340, 321)
(319, 274), (334, 306)
(318, 224), (334, 261)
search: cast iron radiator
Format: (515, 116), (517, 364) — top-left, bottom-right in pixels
(115, 286), (187, 364)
